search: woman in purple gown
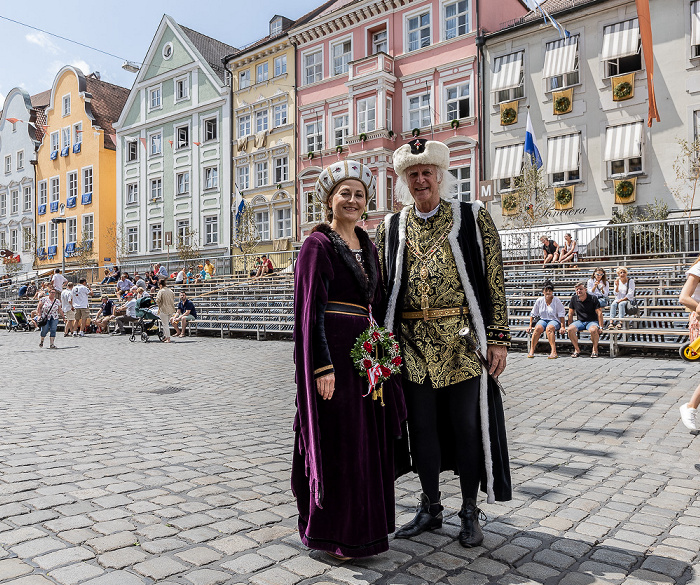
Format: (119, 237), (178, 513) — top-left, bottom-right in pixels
(292, 160), (406, 559)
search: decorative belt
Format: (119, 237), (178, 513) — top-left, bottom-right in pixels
(402, 306), (469, 321)
(326, 301), (369, 318)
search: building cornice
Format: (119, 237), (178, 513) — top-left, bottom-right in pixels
(227, 40), (291, 69)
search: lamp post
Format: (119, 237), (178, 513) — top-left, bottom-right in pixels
(51, 203), (67, 275)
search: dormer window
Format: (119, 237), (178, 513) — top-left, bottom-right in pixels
(270, 17), (283, 36)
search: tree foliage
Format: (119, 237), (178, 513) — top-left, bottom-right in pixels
(504, 163), (553, 230)
(669, 137), (700, 216)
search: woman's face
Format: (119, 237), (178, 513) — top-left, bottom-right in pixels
(543, 288), (554, 301)
(617, 270), (627, 280)
(329, 179), (366, 224)
(594, 270), (604, 280)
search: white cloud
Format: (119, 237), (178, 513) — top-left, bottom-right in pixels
(26, 32), (60, 54)
(70, 60), (91, 75)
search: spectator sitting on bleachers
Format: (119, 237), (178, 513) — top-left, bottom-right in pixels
(559, 233), (578, 266)
(567, 282), (604, 358)
(101, 265), (120, 284)
(133, 272), (147, 290)
(112, 292), (138, 335)
(204, 259), (215, 277)
(526, 280), (566, 359)
(17, 283), (28, 298)
(146, 271), (159, 292)
(171, 291), (197, 338)
(26, 281), (37, 298)
(115, 273), (133, 300)
(175, 267), (186, 285)
(587, 267), (610, 308)
(154, 263), (169, 279)
(679, 257), (700, 430)
(540, 236), (559, 266)
(609, 267), (635, 329)
(250, 256), (262, 277)
(255, 255), (274, 278)
(35, 281), (49, 300)
(94, 295), (114, 333)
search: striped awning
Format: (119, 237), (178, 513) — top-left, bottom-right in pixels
(604, 122), (643, 161)
(692, 1), (700, 46)
(543, 36), (578, 79)
(601, 19), (640, 60)
(492, 144), (524, 180)
(546, 133), (580, 175)
(492, 52), (524, 92)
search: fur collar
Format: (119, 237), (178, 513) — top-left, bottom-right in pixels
(311, 223), (378, 304)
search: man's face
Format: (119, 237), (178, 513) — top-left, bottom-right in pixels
(406, 164), (440, 208)
(575, 286), (587, 300)
(180, 293), (187, 302)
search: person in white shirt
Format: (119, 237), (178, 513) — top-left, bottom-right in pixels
(678, 258), (700, 430)
(112, 293), (139, 335)
(609, 267), (635, 329)
(51, 269), (67, 292)
(60, 282), (76, 337)
(72, 278), (92, 336)
(526, 281), (567, 359)
(586, 267), (610, 308)
(559, 233), (578, 265)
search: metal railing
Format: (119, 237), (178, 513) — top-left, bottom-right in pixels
(500, 217), (700, 264)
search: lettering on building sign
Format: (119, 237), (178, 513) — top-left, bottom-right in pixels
(478, 180), (495, 202)
(543, 208), (588, 218)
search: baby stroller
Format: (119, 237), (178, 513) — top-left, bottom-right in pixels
(129, 297), (165, 343)
(7, 308), (31, 332)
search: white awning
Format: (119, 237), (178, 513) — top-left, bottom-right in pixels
(692, 1), (700, 47)
(601, 19), (640, 60)
(543, 36), (579, 79)
(492, 144), (524, 180)
(492, 52), (523, 92)
(546, 133), (580, 175)
(604, 122), (643, 161)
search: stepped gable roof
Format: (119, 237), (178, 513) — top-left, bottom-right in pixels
(180, 25), (237, 82)
(84, 74), (130, 150)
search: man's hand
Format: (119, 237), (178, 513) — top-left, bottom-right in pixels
(487, 344), (507, 378)
(316, 372), (335, 400)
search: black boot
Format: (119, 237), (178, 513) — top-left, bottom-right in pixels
(458, 499), (484, 548)
(395, 493), (443, 539)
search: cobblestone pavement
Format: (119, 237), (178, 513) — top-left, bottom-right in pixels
(1, 331), (699, 585)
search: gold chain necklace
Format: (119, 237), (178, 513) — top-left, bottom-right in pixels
(406, 220), (453, 320)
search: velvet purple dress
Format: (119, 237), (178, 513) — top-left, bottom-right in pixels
(292, 224), (406, 558)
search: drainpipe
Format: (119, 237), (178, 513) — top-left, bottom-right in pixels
(475, 1), (485, 187)
(222, 56), (235, 275)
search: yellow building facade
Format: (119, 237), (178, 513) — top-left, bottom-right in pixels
(35, 66), (128, 273)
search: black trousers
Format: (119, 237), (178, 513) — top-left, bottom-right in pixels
(403, 376), (483, 506)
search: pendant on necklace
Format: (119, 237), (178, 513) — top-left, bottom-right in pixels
(420, 265), (429, 280)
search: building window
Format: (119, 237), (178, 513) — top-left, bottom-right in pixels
(493, 143), (524, 193)
(357, 97), (376, 133)
(67, 217), (77, 244)
(257, 62), (269, 84)
(177, 219), (191, 246)
(276, 207), (292, 238)
(82, 214), (94, 241)
(16, 151), (24, 170)
(150, 178), (162, 200)
(61, 127), (71, 151)
(237, 166), (250, 190)
(150, 132), (162, 156)
(255, 110), (269, 133)
(407, 11), (431, 52)
(386, 96), (392, 132)
(445, 0), (469, 39)
(23, 186), (32, 212)
(39, 181), (47, 206)
(38, 224), (46, 249)
(387, 176), (394, 211)
(305, 191), (323, 223)
(73, 122), (82, 145)
(604, 122), (643, 178)
(151, 224), (163, 251)
(176, 172), (190, 196)
(270, 17), (283, 36)
(544, 36), (580, 91)
(176, 126), (189, 150)
(333, 114), (349, 146)
(274, 103), (288, 127)
(409, 92), (431, 129)
(546, 133), (581, 185)
(11, 190), (19, 214)
(274, 55), (287, 77)
(62, 94), (71, 116)
(602, 19), (642, 78)
(22, 228), (31, 252)
(331, 39), (352, 76)
(305, 121), (323, 153)
(692, 2), (700, 58)
(149, 86), (162, 110)
(0, 230), (5, 247)
(304, 50), (323, 85)
(255, 210), (270, 240)
(49, 222), (58, 247)
(204, 118), (217, 141)
(127, 183), (138, 205)
(50, 132), (60, 154)
(50, 177), (60, 202)
(256, 161), (268, 187)
(450, 166), (472, 202)
(10, 229), (18, 252)
(372, 30), (388, 54)
(274, 157), (288, 183)
(238, 114), (251, 137)
(0, 193), (5, 216)
(82, 167), (93, 195)
(67, 171), (78, 199)
(492, 51), (525, 104)
(127, 227), (138, 254)
(239, 69), (251, 89)
(204, 216), (218, 245)
(175, 76), (189, 101)
(204, 166), (219, 190)
(126, 140), (138, 162)
(446, 83), (470, 121)
(3, 156), (10, 174)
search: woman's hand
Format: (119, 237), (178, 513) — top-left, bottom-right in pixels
(526, 326), (532, 335)
(316, 372), (335, 400)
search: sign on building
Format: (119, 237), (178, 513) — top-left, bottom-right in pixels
(478, 180), (495, 202)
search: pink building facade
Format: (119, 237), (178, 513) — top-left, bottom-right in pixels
(290, 0), (526, 239)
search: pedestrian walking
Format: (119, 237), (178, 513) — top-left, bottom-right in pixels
(37, 288), (64, 349)
(156, 279), (176, 343)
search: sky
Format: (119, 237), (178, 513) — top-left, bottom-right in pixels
(0, 0), (326, 106)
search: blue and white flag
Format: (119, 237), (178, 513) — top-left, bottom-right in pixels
(526, 0), (570, 38)
(524, 112), (543, 169)
(234, 183), (245, 226)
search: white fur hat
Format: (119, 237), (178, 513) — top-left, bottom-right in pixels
(393, 138), (450, 175)
(314, 159), (376, 204)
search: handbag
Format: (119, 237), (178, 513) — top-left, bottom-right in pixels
(37, 299), (57, 327)
(626, 299), (639, 316)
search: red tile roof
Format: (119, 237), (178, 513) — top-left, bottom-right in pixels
(84, 74), (130, 150)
